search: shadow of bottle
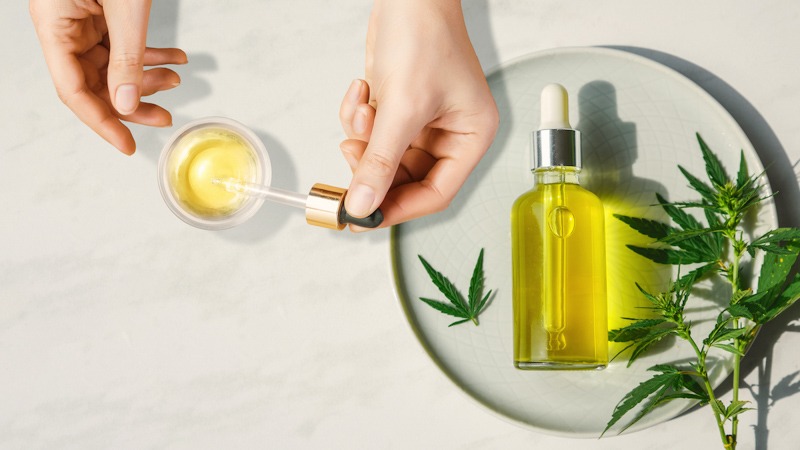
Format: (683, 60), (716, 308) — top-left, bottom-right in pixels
(575, 80), (674, 360)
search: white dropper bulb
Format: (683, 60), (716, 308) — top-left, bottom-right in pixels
(539, 83), (572, 130)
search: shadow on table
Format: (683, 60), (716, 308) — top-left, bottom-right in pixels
(132, 0), (217, 159)
(614, 46), (800, 450)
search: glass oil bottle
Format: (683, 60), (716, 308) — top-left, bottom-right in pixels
(512, 84), (608, 370)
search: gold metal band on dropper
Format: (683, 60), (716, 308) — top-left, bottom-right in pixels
(305, 183), (347, 230)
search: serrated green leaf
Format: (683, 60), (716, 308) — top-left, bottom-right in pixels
(697, 133), (730, 188)
(733, 291), (769, 322)
(418, 255), (469, 312)
(658, 227), (725, 247)
(418, 250), (493, 327)
(614, 214), (674, 239)
(634, 282), (661, 305)
(603, 369), (676, 436)
(608, 319), (668, 342)
(677, 262), (718, 287)
(711, 399), (726, 417)
(666, 201), (723, 211)
(679, 165), (717, 204)
(448, 318), (471, 327)
(656, 194), (724, 260)
(706, 326), (747, 346)
(711, 343), (745, 356)
(704, 208), (725, 255)
(418, 297), (468, 319)
(730, 288), (752, 305)
(467, 248), (485, 312)
(757, 247), (800, 293)
(626, 245), (713, 265)
(722, 400), (753, 421)
(727, 303), (755, 320)
(736, 150), (749, 189)
(627, 328), (676, 367)
(762, 273), (800, 322)
(477, 290), (492, 314)
(604, 364), (701, 436)
(752, 228), (800, 248)
(751, 243), (797, 255)
(655, 193), (703, 231)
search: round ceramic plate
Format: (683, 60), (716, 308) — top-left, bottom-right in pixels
(390, 47), (777, 437)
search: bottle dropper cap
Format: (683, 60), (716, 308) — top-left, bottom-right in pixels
(533, 83), (581, 169)
(305, 184), (384, 230)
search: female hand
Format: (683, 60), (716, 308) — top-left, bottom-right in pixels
(339, 0), (498, 228)
(30, 0), (187, 155)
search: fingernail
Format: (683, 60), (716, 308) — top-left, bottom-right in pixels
(353, 109), (367, 134)
(346, 184), (375, 217)
(347, 79), (362, 103)
(115, 84), (139, 115)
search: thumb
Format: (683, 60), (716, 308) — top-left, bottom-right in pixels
(345, 100), (428, 218)
(103, 0), (152, 116)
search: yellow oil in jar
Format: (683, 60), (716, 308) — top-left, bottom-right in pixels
(512, 167), (608, 370)
(165, 127), (258, 218)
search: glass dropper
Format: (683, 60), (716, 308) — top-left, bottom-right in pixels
(213, 177), (384, 230)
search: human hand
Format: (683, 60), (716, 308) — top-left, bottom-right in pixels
(30, 0), (187, 155)
(338, 0), (498, 229)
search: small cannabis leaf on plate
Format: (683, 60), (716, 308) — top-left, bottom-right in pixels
(417, 249), (492, 327)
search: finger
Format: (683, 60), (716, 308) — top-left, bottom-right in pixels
(350, 103), (375, 141)
(119, 102), (172, 127)
(45, 48), (136, 154)
(92, 77), (172, 127)
(69, 87), (136, 154)
(338, 79), (369, 138)
(344, 99), (431, 218)
(103, 0), (152, 116)
(141, 68), (181, 96)
(83, 45), (110, 70)
(143, 47), (188, 66)
(392, 147), (437, 188)
(340, 139), (367, 173)
(340, 140), (434, 189)
(374, 156), (478, 227)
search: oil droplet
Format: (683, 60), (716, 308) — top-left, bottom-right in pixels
(548, 206), (575, 238)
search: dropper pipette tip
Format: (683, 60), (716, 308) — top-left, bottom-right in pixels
(211, 177), (242, 193)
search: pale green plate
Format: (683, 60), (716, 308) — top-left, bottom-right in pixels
(390, 47), (777, 437)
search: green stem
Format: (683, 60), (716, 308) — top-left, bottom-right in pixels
(685, 331), (729, 447)
(730, 348), (741, 450)
(729, 237), (745, 450)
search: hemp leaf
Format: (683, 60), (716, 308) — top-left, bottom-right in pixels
(602, 364), (707, 436)
(603, 134), (800, 449)
(417, 249), (492, 327)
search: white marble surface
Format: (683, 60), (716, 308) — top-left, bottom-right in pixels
(2, 1), (800, 449)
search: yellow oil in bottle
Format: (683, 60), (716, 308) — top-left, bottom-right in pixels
(165, 127), (258, 217)
(512, 167), (608, 370)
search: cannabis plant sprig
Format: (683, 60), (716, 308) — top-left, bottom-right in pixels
(417, 249), (492, 326)
(603, 134), (800, 449)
